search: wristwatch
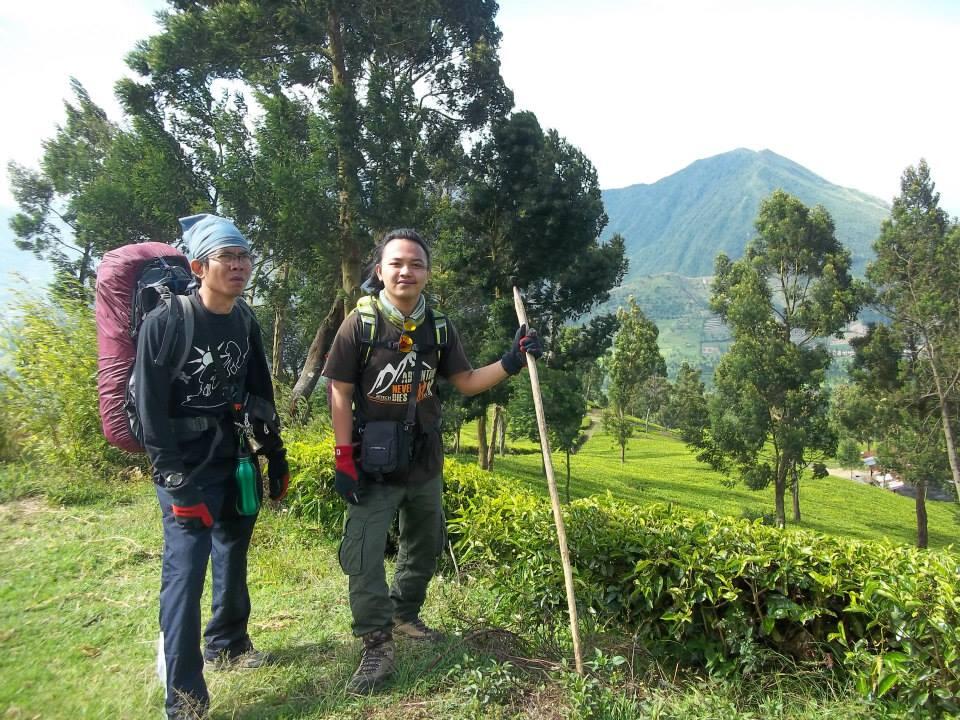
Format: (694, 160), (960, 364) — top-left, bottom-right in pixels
(164, 472), (187, 491)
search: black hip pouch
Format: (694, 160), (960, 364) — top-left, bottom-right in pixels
(360, 421), (412, 475)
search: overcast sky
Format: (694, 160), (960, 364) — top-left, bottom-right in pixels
(2, 0), (958, 223)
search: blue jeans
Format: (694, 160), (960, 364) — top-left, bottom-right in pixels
(155, 467), (258, 718)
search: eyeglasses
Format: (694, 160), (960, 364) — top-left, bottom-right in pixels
(398, 318), (417, 353)
(208, 250), (254, 265)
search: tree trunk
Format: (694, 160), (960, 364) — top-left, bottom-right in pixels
(289, 10), (364, 409)
(924, 343), (960, 502)
(271, 263), (290, 378)
(644, 407), (650, 433)
(289, 296), (344, 414)
(486, 406), (503, 469)
(566, 449), (571, 503)
(485, 410), (497, 471)
(452, 422), (461, 454)
(792, 469), (801, 523)
(620, 441), (625, 464)
(477, 410), (489, 469)
(915, 477), (928, 549)
(497, 407), (507, 454)
(774, 456), (787, 529)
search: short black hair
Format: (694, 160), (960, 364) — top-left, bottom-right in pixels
(362, 228), (431, 293)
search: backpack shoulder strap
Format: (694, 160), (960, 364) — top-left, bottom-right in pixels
(153, 287), (182, 367)
(234, 296), (255, 336)
(356, 295), (379, 368)
(429, 307), (448, 363)
(172, 294), (195, 377)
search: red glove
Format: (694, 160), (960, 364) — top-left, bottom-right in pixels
(165, 472), (213, 529)
(334, 444), (360, 505)
(172, 502), (214, 529)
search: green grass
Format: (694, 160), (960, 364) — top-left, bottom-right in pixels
(457, 416), (960, 551)
(1, 473), (896, 719)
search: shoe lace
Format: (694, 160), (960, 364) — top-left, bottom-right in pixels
(359, 643), (388, 672)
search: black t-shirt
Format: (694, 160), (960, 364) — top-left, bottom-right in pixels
(134, 293), (274, 479)
(322, 303), (471, 483)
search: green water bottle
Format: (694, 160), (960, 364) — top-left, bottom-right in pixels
(235, 452), (260, 516)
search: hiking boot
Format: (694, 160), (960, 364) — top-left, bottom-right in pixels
(393, 616), (445, 643)
(204, 640), (270, 671)
(346, 630), (395, 694)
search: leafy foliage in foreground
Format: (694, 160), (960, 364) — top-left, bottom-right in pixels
(0, 293), (136, 486)
(281, 431), (959, 715)
(444, 464), (959, 716)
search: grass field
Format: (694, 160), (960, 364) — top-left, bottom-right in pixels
(456, 416), (960, 551)
(2, 419), (954, 718)
(0, 480), (893, 720)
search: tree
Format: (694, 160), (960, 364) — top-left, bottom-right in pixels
(8, 80), (119, 287)
(836, 437), (863, 480)
(637, 374), (671, 432)
(511, 367), (587, 502)
(701, 190), (864, 527)
(663, 362), (709, 444)
(868, 161), (960, 503)
(440, 110), (625, 466)
(605, 297), (666, 462)
(849, 322), (948, 548)
(830, 383), (878, 453)
(128, 0), (514, 409)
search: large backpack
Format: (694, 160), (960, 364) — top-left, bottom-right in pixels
(95, 242), (194, 453)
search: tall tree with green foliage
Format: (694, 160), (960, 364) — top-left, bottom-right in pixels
(510, 367), (587, 501)
(848, 323), (947, 547)
(702, 190), (864, 527)
(867, 160), (960, 502)
(447, 111), (625, 463)
(604, 297), (666, 463)
(663, 362), (709, 444)
(830, 383), (879, 453)
(836, 437), (863, 480)
(8, 80), (119, 287)
(128, 0), (514, 408)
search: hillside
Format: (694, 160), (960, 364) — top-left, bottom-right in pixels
(601, 148), (889, 279)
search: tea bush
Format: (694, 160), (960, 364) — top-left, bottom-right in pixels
(450, 492), (960, 716)
(267, 434), (960, 716)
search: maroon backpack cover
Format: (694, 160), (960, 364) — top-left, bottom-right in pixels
(95, 242), (190, 452)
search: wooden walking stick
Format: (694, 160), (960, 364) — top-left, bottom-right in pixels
(512, 285), (584, 675)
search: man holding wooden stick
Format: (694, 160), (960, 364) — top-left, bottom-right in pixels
(322, 228), (542, 693)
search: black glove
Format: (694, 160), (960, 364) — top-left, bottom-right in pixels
(500, 324), (544, 375)
(334, 445), (361, 505)
(164, 472), (213, 529)
(267, 448), (290, 501)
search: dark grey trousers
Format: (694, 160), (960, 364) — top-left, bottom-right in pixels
(338, 473), (445, 636)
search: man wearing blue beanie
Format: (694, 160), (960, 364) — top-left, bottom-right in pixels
(135, 213), (289, 719)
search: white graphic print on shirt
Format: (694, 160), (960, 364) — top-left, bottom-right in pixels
(368, 350), (437, 405)
(179, 337), (250, 408)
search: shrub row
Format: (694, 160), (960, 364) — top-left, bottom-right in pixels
(283, 435), (959, 714)
(448, 485), (960, 716)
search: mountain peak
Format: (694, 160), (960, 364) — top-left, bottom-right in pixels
(601, 149), (888, 278)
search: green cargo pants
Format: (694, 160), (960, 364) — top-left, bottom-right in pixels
(338, 473), (445, 637)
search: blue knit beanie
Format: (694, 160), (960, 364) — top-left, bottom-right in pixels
(179, 213), (250, 261)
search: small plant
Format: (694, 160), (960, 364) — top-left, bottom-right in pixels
(448, 655), (521, 713)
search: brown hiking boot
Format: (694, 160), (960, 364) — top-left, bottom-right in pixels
(393, 616), (445, 643)
(346, 629), (395, 694)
